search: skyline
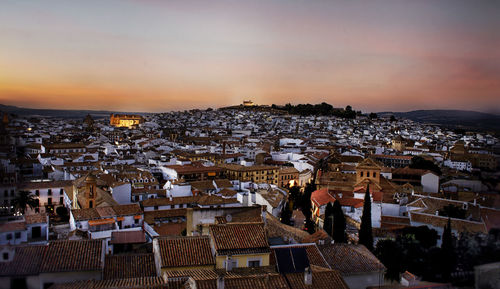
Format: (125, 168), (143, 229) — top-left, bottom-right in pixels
(1, 0), (500, 113)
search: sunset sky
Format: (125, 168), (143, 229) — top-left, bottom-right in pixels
(1, 0), (499, 113)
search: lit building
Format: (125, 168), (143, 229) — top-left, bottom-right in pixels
(109, 114), (144, 128)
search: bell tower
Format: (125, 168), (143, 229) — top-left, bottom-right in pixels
(85, 174), (97, 208)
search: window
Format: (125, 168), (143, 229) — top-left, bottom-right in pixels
(3, 190), (7, 197)
(248, 260), (260, 267)
(36, 190), (39, 196)
(15, 232), (21, 239)
(60, 189), (64, 195)
(6, 233), (12, 240)
(360, 172), (363, 177)
(367, 172), (370, 178)
(60, 197), (64, 204)
(373, 172), (376, 178)
(48, 189), (52, 196)
(3, 252), (8, 260)
(134, 218), (139, 224)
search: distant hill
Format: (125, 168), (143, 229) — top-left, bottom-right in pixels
(0, 104), (149, 119)
(379, 110), (500, 133)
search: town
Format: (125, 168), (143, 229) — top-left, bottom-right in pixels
(0, 102), (499, 289)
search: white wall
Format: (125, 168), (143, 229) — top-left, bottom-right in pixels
(111, 183), (132, 204)
(421, 173), (439, 193)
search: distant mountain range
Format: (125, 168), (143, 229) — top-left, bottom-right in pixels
(0, 104), (149, 119)
(379, 110), (500, 133)
(1, 104), (499, 133)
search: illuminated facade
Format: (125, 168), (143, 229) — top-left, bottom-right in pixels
(109, 114), (144, 128)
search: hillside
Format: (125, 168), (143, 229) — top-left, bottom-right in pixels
(380, 110), (500, 133)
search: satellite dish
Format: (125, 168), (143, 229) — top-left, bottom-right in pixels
(225, 214), (232, 223)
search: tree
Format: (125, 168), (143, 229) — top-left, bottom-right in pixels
(359, 185), (374, 251)
(439, 204), (466, 219)
(280, 202), (292, 225)
(375, 239), (403, 281)
(390, 115), (396, 122)
(288, 186), (301, 209)
(369, 112), (378, 119)
(333, 199), (347, 243)
(12, 191), (38, 214)
(323, 202), (334, 237)
(409, 156), (442, 175)
(441, 217), (456, 281)
(304, 218), (316, 234)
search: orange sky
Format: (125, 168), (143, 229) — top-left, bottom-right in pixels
(1, 0), (499, 113)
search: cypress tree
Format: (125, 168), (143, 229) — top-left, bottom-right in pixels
(324, 202), (334, 237)
(359, 184), (374, 251)
(333, 199), (347, 243)
(441, 217), (456, 280)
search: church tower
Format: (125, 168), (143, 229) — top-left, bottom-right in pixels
(84, 174), (97, 208)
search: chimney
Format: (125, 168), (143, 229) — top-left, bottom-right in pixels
(435, 210), (439, 216)
(169, 195), (173, 201)
(304, 267), (312, 285)
(217, 276), (224, 289)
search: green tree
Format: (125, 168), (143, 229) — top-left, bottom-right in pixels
(375, 239), (403, 281)
(439, 204), (466, 219)
(323, 202), (334, 237)
(409, 156), (441, 175)
(280, 201), (292, 225)
(333, 199), (347, 243)
(359, 185), (374, 251)
(441, 217), (456, 281)
(12, 191), (38, 214)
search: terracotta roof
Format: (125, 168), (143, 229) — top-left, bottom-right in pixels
(144, 209), (186, 224)
(153, 222), (186, 237)
(25, 213), (48, 224)
(110, 230), (146, 244)
(0, 221), (26, 233)
(71, 208), (100, 221)
(318, 244), (386, 275)
(209, 223), (270, 254)
(47, 277), (170, 289)
(112, 204), (143, 216)
(311, 188), (336, 207)
(157, 236), (214, 268)
(214, 179), (233, 188)
(190, 180), (216, 191)
(40, 239), (103, 273)
(19, 180), (73, 190)
(270, 244), (330, 269)
(409, 212), (487, 233)
(103, 254), (156, 280)
(0, 245), (46, 276)
(285, 270), (349, 289)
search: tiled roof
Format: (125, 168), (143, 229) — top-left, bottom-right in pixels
(214, 179), (233, 188)
(40, 239), (103, 273)
(318, 243), (386, 275)
(153, 222), (186, 237)
(25, 213), (48, 224)
(0, 221), (26, 233)
(285, 270), (350, 289)
(409, 212), (487, 233)
(112, 204), (143, 216)
(0, 245), (46, 276)
(71, 208), (100, 221)
(110, 230), (146, 244)
(48, 277), (171, 289)
(311, 188), (336, 207)
(103, 254), (156, 280)
(144, 209), (186, 224)
(209, 222), (269, 254)
(157, 236), (214, 268)
(270, 244), (330, 269)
